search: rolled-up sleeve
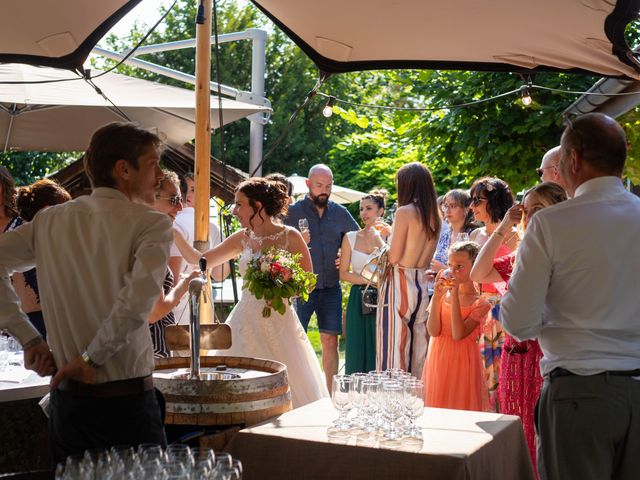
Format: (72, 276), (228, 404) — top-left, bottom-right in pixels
(500, 216), (552, 341)
(0, 223), (41, 346)
(87, 215), (172, 364)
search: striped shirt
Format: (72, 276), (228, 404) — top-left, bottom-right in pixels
(149, 270), (176, 358)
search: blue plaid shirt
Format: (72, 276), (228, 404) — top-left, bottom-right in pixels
(284, 197), (359, 289)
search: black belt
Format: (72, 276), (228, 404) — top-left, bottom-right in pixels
(56, 375), (154, 397)
(549, 367), (640, 378)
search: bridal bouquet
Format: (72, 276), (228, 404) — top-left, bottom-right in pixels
(244, 247), (317, 317)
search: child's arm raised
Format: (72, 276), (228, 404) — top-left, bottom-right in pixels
(427, 272), (446, 337)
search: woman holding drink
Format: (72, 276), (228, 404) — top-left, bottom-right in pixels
(470, 182), (567, 473)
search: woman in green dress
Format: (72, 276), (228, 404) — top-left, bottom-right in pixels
(339, 190), (389, 374)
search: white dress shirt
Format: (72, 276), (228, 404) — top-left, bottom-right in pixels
(170, 206), (222, 324)
(500, 176), (640, 376)
(0, 188), (172, 383)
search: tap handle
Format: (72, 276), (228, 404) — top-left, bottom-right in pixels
(199, 256), (207, 274)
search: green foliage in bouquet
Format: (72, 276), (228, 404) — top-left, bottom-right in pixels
(243, 247), (317, 317)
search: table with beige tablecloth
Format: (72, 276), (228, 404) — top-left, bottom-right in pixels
(227, 398), (535, 480)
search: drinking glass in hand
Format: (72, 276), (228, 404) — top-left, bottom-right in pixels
(332, 374), (354, 430)
(451, 232), (469, 244)
(298, 218), (309, 233)
(440, 269), (456, 288)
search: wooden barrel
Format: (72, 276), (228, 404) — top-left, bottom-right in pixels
(153, 356), (292, 427)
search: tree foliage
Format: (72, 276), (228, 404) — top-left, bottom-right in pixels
(0, 152), (76, 186)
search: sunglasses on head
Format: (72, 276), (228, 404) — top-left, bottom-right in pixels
(157, 194), (182, 206)
(470, 196), (488, 206)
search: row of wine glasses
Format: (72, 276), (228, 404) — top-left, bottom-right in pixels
(332, 369), (424, 444)
(54, 443), (241, 480)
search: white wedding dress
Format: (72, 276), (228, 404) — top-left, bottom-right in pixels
(213, 227), (329, 408)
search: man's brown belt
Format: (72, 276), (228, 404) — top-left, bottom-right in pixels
(56, 375), (154, 397)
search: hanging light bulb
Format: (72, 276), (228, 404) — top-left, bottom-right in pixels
(521, 86), (532, 106)
(322, 96), (335, 118)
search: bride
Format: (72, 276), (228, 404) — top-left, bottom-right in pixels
(174, 177), (329, 408)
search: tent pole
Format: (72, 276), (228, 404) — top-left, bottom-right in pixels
(194, 0), (213, 325)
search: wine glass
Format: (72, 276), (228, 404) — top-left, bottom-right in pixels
(298, 218), (309, 233)
(403, 380), (424, 438)
(451, 232), (469, 244)
(332, 374), (354, 430)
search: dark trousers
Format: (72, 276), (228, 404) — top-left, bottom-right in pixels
(536, 373), (640, 480)
(49, 386), (167, 464)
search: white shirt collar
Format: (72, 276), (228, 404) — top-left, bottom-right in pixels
(573, 176), (624, 198)
(91, 187), (130, 201)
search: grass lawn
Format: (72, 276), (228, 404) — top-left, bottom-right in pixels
(306, 314), (346, 373)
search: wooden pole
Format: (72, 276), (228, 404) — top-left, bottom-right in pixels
(194, 0), (213, 325)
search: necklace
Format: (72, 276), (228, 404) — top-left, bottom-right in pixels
(248, 227), (286, 242)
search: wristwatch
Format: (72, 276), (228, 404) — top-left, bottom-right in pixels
(81, 350), (99, 368)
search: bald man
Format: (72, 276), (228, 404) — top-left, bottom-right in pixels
(537, 146), (567, 189)
(501, 113), (640, 479)
(284, 164), (358, 391)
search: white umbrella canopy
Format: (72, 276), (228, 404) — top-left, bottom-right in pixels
(0, 0), (143, 70)
(288, 174), (366, 204)
(251, 0), (640, 79)
(0, 63), (271, 152)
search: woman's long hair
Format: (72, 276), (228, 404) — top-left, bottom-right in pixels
(396, 162), (440, 240)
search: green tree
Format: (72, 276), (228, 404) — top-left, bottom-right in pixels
(328, 70), (596, 195)
(96, 0), (363, 177)
(0, 152), (75, 186)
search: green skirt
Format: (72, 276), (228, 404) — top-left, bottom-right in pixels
(345, 284), (377, 374)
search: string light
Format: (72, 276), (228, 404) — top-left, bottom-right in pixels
(521, 85), (532, 106)
(322, 96), (335, 117)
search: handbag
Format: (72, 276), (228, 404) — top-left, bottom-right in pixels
(360, 245), (390, 287)
(358, 245), (390, 315)
(360, 286), (378, 315)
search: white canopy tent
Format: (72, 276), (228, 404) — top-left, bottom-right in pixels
(0, 0), (143, 71)
(250, 0), (640, 79)
(288, 174), (366, 204)
(0, 63), (271, 152)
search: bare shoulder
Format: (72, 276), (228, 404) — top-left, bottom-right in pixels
(394, 204), (418, 222)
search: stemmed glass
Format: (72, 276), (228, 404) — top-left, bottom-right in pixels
(350, 372), (369, 429)
(381, 381), (403, 444)
(332, 374), (354, 430)
(451, 232), (470, 244)
(403, 380), (424, 438)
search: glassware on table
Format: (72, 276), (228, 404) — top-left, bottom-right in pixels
(332, 374), (354, 430)
(349, 372), (369, 429)
(403, 380), (424, 438)
(298, 218), (309, 233)
(380, 381), (404, 444)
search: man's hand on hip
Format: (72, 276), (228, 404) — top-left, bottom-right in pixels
(50, 355), (97, 390)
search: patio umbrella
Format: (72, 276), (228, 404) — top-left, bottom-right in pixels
(0, 0), (143, 70)
(0, 63), (271, 152)
(287, 174), (366, 204)
(250, 0), (640, 79)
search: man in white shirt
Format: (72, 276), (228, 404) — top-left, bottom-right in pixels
(0, 122), (172, 462)
(501, 113), (640, 480)
(169, 173), (224, 324)
(536, 146), (566, 189)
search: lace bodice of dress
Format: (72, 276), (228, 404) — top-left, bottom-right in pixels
(238, 227), (291, 276)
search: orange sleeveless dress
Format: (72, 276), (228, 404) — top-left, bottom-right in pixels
(422, 296), (491, 411)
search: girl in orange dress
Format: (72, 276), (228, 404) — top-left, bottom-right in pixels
(422, 241), (491, 411)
